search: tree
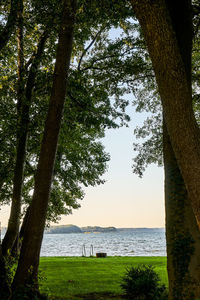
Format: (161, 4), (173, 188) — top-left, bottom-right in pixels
(1, 0), (51, 257)
(131, 0), (200, 298)
(11, 0), (77, 296)
(131, 0), (200, 224)
(163, 2), (200, 298)
(0, 0), (132, 254)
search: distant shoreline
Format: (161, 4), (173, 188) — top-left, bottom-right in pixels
(44, 225), (165, 234)
(1, 225), (165, 235)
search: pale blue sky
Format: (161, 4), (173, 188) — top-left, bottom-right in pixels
(60, 100), (165, 228)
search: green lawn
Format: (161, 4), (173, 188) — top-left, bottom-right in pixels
(39, 256), (167, 299)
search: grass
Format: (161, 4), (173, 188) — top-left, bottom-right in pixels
(39, 256), (167, 299)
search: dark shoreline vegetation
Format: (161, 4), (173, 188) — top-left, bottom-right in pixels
(46, 225), (117, 234)
(1, 226), (165, 235)
(45, 226), (165, 234)
(39, 256), (167, 299)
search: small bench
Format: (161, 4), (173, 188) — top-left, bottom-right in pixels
(96, 252), (107, 258)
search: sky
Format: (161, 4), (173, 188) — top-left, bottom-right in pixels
(0, 98), (165, 229)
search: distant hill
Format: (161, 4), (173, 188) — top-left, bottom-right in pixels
(45, 225), (164, 234)
(46, 225), (117, 234)
(46, 225), (82, 234)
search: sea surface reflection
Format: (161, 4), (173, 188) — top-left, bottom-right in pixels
(41, 228), (166, 256)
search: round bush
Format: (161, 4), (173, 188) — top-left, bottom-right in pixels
(120, 264), (168, 300)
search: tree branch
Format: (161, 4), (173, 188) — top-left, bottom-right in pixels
(25, 26), (51, 72)
(77, 27), (104, 71)
(0, 0), (19, 52)
(80, 48), (133, 72)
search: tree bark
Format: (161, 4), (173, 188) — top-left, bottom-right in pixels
(131, 0), (200, 226)
(12, 0), (76, 296)
(164, 122), (200, 300)
(131, 0), (200, 298)
(2, 13), (49, 257)
(162, 1), (200, 299)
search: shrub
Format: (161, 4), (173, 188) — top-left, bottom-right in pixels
(120, 264), (168, 300)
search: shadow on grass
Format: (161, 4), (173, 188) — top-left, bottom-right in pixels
(49, 292), (125, 299)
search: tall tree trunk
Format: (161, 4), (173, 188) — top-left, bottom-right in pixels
(131, 0), (200, 298)
(164, 122), (200, 300)
(12, 0), (76, 296)
(162, 1), (200, 299)
(2, 0), (24, 257)
(2, 10), (49, 257)
(131, 0), (200, 225)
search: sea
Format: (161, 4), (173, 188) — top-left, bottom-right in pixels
(40, 228), (166, 257)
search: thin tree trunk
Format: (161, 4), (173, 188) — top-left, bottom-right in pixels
(12, 0), (76, 296)
(131, 0), (200, 225)
(2, 11), (49, 257)
(2, 0), (24, 257)
(11, 206), (30, 256)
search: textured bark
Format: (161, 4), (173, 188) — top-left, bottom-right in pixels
(162, 1), (200, 299)
(164, 123), (200, 300)
(2, 12), (49, 257)
(131, 0), (200, 225)
(131, 0), (200, 298)
(0, 0), (19, 51)
(12, 0), (76, 295)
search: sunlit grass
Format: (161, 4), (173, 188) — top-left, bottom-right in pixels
(39, 256), (167, 299)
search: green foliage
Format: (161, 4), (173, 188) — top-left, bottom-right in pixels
(120, 264), (168, 300)
(12, 285), (48, 300)
(133, 114), (162, 177)
(0, 0), (128, 221)
(4, 251), (18, 285)
(0, 0), (142, 224)
(0, 248), (11, 300)
(12, 266), (48, 300)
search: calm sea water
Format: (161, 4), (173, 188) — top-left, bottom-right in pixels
(40, 228), (166, 257)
